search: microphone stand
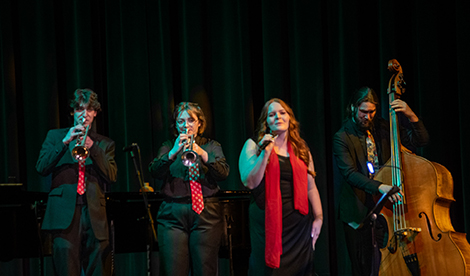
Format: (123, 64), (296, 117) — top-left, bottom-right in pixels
(362, 186), (399, 276)
(125, 144), (157, 275)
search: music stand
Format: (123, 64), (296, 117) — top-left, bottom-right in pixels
(362, 186), (399, 276)
(363, 186), (399, 224)
(123, 143), (157, 274)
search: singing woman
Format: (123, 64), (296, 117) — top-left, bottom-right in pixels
(239, 98), (323, 275)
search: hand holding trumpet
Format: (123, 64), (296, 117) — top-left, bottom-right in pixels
(63, 125), (87, 145)
(169, 132), (190, 160)
(63, 110), (87, 145)
(168, 130), (208, 163)
(64, 109), (92, 161)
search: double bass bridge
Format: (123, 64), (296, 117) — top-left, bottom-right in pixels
(387, 227), (422, 276)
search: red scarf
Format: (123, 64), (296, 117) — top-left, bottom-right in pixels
(264, 142), (309, 268)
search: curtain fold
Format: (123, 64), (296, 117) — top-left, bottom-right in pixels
(1, 0), (469, 274)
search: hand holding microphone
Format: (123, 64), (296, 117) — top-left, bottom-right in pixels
(258, 134), (278, 153)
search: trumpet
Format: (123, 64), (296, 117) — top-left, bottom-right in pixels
(71, 116), (90, 161)
(181, 129), (198, 167)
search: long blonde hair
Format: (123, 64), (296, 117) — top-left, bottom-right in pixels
(255, 98), (315, 176)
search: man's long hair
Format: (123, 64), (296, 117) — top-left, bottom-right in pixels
(254, 98), (314, 176)
(347, 86), (379, 119)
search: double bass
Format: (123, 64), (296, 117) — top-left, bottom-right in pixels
(375, 59), (470, 275)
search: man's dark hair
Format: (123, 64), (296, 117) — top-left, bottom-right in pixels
(70, 88), (101, 112)
(347, 86), (379, 118)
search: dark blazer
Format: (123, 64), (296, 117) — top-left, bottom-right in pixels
(36, 128), (117, 240)
(333, 117), (429, 226)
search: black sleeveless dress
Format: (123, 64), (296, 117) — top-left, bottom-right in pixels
(248, 155), (315, 276)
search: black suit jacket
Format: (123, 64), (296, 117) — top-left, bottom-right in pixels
(36, 128), (117, 240)
(333, 117), (429, 226)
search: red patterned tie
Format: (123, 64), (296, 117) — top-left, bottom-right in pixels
(77, 160), (86, 195)
(189, 163), (204, 214)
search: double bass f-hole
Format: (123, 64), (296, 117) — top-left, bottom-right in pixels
(418, 211), (442, 242)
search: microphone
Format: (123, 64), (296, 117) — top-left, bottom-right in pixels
(258, 135), (278, 151)
(123, 143), (138, 152)
(259, 140), (272, 151)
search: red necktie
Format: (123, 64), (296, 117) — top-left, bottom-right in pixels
(189, 163), (204, 214)
(77, 160), (86, 195)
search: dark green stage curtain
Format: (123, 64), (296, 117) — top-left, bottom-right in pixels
(2, 0), (470, 275)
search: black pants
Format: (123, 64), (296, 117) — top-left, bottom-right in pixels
(51, 204), (110, 276)
(156, 199), (223, 276)
(343, 222), (376, 276)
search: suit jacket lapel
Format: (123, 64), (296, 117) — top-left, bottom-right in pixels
(345, 120), (369, 175)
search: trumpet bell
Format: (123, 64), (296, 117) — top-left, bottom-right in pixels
(72, 146), (89, 161)
(181, 132), (198, 167)
(182, 150), (198, 167)
(71, 124), (90, 161)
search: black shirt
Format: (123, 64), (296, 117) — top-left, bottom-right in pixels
(149, 136), (229, 198)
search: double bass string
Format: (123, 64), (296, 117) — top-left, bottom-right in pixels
(389, 91), (406, 233)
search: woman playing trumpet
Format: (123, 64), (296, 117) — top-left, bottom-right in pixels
(149, 101), (230, 276)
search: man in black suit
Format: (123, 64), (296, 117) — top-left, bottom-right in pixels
(333, 87), (429, 276)
(37, 88), (117, 276)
